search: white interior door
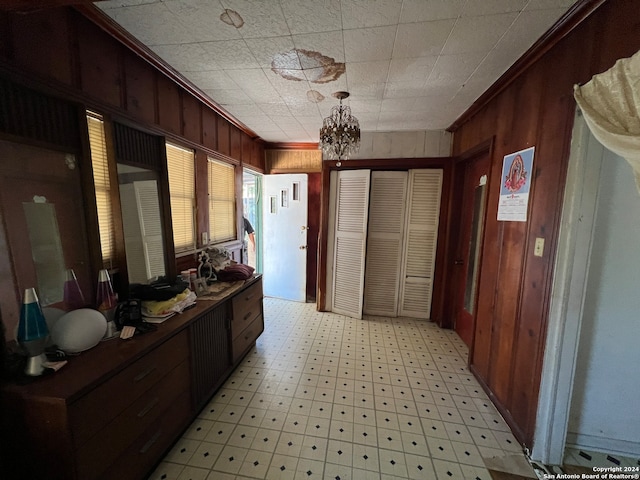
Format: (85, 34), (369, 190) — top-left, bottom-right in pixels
(262, 174), (308, 301)
(331, 169), (370, 319)
(363, 171), (408, 317)
(399, 169), (442, 319)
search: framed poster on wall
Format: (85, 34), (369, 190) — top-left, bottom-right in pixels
(497, 146), (535, 222)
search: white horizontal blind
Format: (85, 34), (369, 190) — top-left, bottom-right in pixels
(208, 159), (235, 243)
(87, 113), (115, 268)
(166, 142), (195, 253)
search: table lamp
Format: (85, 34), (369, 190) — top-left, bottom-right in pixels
(17, 288), (50, 376)
(97, 269), (118, 339)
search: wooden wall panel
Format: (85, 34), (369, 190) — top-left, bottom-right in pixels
(194, 150), (208, 247)
(241, 133), (252, 167)
(123, 51), (156, 125)
(182, 92), (201, 144)
(156, 74), (181, 135)
(202, 108), (217, 151)
(230, 125), (242, 161)
(217, 116), (230, 157)
(76, 14), (121, 108)
(8, 9), (73, 86)
(451, 0), (640, 447)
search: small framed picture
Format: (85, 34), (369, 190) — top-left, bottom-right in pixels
(193, 278), (208, 297)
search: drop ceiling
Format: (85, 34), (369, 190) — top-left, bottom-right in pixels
(96, 0), (578, 144)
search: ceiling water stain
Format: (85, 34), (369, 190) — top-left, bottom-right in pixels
(271, 48), (345, 84)
(306, 90), (325, 103)
(220, 9), (244, 28)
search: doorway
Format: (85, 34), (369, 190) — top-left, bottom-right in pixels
(242, 170), (261, 272)
(452, 150), (491, 347)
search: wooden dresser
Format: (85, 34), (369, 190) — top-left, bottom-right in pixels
(0, 276), (263, 480)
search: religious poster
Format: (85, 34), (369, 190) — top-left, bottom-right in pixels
(497, 146), (535, 222)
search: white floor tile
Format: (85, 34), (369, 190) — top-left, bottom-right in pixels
(156, 298), (532, 480)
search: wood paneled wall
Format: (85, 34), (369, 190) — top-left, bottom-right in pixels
(0, 5), (266, 334)
(450, 0), (640, 447)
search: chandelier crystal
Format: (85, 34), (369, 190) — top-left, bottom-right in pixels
(319, 91), (360, 166)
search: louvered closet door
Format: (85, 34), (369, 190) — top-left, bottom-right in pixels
(363, 171), (408, 317)
(399, 169), (443, 319)
(332, 170), (371, 319)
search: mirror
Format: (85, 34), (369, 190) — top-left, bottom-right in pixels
(117, 163), (166, 284)
(23, 202), (66, 306)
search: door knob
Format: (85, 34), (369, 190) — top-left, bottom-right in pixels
(454, 259), (464, 265)
(299, 245), (308, 250)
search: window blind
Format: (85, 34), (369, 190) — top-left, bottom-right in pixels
(208, 159), (235, 243)
(166, 142), (196, 253)
(87, 113), (115, 268)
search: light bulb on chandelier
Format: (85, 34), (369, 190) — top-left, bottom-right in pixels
(319, 91), (361, 167)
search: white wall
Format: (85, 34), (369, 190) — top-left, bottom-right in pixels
(353, 130), (451, 159)
(567, 149), (640, 456)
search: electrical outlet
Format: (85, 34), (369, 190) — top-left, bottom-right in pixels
(534, 237), (545, 257)
(201, 232), (208, 245)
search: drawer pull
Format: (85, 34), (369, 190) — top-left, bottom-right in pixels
(139, 429), (162, 454)
(243, 311), (253, 321)
(134, 366), (157, 383)
(244, 294), (254, 301)
(137, 397), (160, 418)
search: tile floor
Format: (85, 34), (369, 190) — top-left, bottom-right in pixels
(150, 298), (531, 480)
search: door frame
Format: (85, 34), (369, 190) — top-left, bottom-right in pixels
(441, 138), (494, 334)
(531, 111), (602, 464)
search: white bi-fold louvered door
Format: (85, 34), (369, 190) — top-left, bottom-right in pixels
(331, 170), (371, 319)
(363, 171), (408, 317)
(399, 169), (443, 319)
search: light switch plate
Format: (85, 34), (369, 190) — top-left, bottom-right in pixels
(534, 237), (545, 257)
(201, 232), (208, 245)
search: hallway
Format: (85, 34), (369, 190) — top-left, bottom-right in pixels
(150, 298), (534, 480)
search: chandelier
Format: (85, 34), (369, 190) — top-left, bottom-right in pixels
(319, 91), (360, 166)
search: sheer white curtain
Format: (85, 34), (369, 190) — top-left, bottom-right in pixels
(574, 49), (640, 192)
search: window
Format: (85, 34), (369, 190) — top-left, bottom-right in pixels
(208, 159), (235, 243)
(87, 112), (115, 268)
(166, 142), (196, 254)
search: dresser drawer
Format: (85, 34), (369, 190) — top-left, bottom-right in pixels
(69, 330), (189, 448)
(232, 314), (264, 363)
(231, 280), (262, 339)
(76, 359), (190, 480)
(98, 390), (192, 480)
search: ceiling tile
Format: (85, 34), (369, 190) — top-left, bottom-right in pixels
(218, 0), (291, 38)
(461, 0), (529, 17)
(200, 39), (258, 69)
(291, 32), (347, 63)
(525, 0), (576, 9)
(429, 52), (486, 82)
(393, 20), (456, 58)
(279, 0), (343, 34)
(399, 0), (466, 22)
(163, 0), (242, 42)
(343, 26), (397, 62)
(441, 13), (519, 55)
(245, 36), (297, 69)
(346, 61), (391, 88)
(183, 70), (238, 90)
(388, 56), (438, 83)
(151, 43), (221, 72)
(202, 88), (253, 105)
(341, 0), (402, 28)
